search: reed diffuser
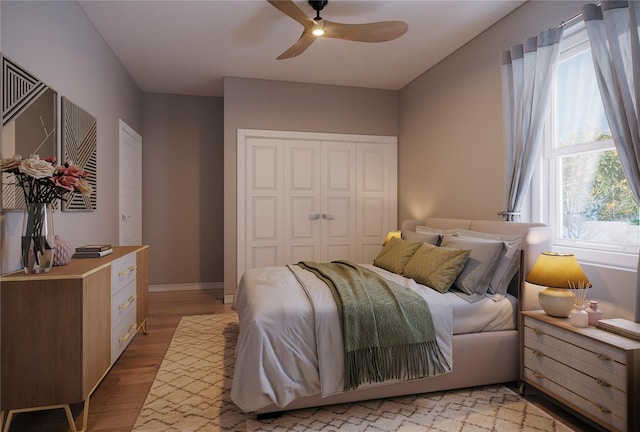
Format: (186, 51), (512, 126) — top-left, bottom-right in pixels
(569, 280), (589, 327)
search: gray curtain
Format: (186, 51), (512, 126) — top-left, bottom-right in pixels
(500, 28), (564, 221)
(584, 1), (640, 322)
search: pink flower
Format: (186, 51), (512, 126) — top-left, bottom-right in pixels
(51, 175), (80, 192)
(57, 163), (88, 178)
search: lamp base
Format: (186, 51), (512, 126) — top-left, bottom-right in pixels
(538, 288), (576, 318)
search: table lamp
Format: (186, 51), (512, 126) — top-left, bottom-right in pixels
(383, 230), (401, 246)
(525, 252), (591, 318)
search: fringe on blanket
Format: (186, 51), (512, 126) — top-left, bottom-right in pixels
(345, 341), (450, 391)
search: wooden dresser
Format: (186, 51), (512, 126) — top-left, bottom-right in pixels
(0, 245), (149, 432)
(521, 310), (640, 432)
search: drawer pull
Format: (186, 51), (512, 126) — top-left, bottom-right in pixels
(597, 406), (611, 413)
(532, 371), (545, 379)
(119, 265), (137, 277)
(532, 349), (544, 357)
(118, 324), (137, 343)
(596, 353), (612, 361)
(118, 294), (138, 310)
(532, 328), (544, 335)
(596, 379), (611, 387)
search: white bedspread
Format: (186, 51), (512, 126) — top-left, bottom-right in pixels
(230, 264), (454, 413)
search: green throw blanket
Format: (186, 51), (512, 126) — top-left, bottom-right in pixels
(297, 260), (449, 391)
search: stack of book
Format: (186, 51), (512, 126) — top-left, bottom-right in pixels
(73, 244), (113, 259)
(597, 318), (640, 341)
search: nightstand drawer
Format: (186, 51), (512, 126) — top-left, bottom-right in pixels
(524, 316), (627, 365)
(523, 324), (627, 387)
(523, 367), (627, 431)
(111, 253), (137, 295)
(524, 346), (627, 418)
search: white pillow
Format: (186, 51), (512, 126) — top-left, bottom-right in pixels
(440, 235), (506, 296)
(402, 230), (440, 245)
(454, 229), (523, 299)
(416, 225), (457, 235)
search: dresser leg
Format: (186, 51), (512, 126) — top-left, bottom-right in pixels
(70, 397), (91, 432)
(0, 398), (90, 432)
(139, 318), (149, 335)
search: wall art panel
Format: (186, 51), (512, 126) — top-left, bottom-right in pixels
(1, 55), (58, 211)
(61, 97), (97, 211)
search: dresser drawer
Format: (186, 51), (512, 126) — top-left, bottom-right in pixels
(112, 281), (137, 330)
(111, 309), (137, 363)
(111, 253), (137, 295)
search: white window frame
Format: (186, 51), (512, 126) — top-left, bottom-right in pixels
(531, 22), (639, 271)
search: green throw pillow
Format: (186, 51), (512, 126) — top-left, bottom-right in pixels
(403, 243), (471, 293)
(373, 237), (422, 274)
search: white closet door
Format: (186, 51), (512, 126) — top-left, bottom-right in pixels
(321, 141), (356, 262)
(357, 142), (397, 264)
(283, 140), (322, 264)
(238, 129), (396, 283)
(245, 137), (284, 270)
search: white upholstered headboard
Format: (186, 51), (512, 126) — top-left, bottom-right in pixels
(401, 218), (554, 311)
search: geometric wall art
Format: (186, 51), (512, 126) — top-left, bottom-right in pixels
(61, 97), (97, 211)
(2, 55), (58, 211)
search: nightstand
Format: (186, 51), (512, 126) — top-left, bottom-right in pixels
(521, 310), (640, 432)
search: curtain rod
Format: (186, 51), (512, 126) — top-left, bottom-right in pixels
(553, 2), (603, 30)
(554, 10), (583, 29)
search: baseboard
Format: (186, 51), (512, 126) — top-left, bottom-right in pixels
(149, 281), (224, 294)
(224, 294), (235, 304)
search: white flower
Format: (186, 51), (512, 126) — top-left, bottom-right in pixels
(19, 155), (55, 179)
(0, 155), (22, 171)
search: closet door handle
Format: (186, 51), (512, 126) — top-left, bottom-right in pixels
(322, 214), (335, 220)
(308, 213), (320, 220)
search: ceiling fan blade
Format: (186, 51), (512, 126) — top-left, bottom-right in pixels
(277, 30), (316, 60)
(268, 0), (313, 29)
(323, 20), (408, 42)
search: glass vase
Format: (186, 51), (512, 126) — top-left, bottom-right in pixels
(21, 202), (55, 274)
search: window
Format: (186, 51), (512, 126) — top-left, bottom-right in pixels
(534, 23), (640, 268)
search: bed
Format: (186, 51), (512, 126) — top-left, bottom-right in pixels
(231, 217), (553, 415)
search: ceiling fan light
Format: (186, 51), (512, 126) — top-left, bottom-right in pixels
(311, 19), (325, 37)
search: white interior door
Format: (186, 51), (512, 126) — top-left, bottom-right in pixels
(118, 119), (142, 246)
(244, 137), (284, 270)
(357, 142), (397, 263)
(321, 141), (356, 262)
(284, 140), (322, 263)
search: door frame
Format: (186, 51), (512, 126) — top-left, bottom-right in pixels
(118, 119), (142, 246)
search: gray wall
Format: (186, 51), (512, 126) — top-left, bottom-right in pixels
(142, 93), (224, 286)
(398, 0), (636, 320)
(0, 0), (142, 274)
(223, 77), (399, 298)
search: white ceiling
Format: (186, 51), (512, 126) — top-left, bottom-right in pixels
(78, 0), (526, 98)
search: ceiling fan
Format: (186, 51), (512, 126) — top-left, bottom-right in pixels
(268, 0), (409, 60)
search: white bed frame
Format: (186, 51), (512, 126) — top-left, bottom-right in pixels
(256, 218), (553, 415)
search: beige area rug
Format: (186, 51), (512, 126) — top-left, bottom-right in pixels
(132, 314), (573, 432)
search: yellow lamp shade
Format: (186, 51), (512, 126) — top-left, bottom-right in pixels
(526, 252), (591, 318)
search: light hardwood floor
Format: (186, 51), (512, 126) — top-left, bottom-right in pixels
(4, 290), (601, 432)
